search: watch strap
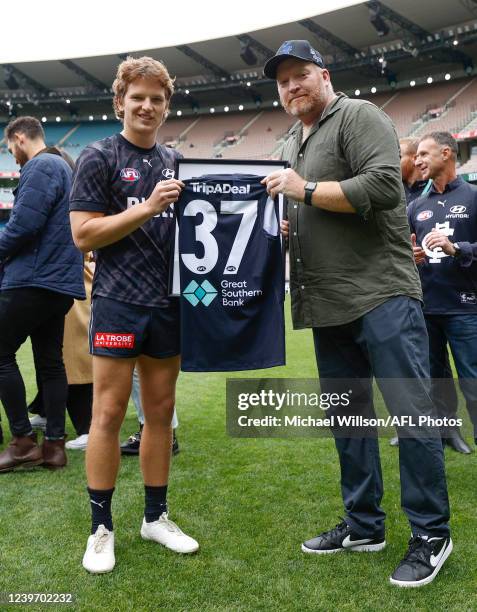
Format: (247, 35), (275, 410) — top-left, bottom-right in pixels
(304, 181), (317, 206)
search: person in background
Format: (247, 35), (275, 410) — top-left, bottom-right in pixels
(121, 369), (179, 456)
(0, 116), (85, 471)
(409, 131), (477, 451)
(390, 139), (469, 452)
(29, 254), (94, 451)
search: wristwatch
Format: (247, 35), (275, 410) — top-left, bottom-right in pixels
(304, 181), (318, 206)
(453, 242), (462, 258)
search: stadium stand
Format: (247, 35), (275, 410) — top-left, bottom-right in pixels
(175, 111), (257, 158)
(373, 80), (465, 137)
(159, 117), (199, 147)
(3, 81), (477, 171)
(410, 77), (477, 137)
(61, 121), (120, 159)
(219, 110), (297, 159)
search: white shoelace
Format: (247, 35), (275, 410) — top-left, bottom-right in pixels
(93, 526), (110, 553)
(160, 514), (184, 535)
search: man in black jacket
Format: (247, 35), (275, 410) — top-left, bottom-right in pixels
(0, 116), (85, 472)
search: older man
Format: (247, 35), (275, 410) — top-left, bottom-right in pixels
(410, 131), (477, 450)
(262, 40), (452, 587)
(390, 138), (469, 452)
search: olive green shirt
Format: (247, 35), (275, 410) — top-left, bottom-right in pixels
(282, 93), (422, 329)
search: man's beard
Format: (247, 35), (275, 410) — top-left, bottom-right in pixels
(283, 90), (325, 118)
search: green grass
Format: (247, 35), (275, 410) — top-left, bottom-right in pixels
(0, 297), (476, 612)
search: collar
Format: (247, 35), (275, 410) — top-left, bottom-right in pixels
(429, 176), (464, 195)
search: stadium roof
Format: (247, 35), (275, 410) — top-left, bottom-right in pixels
(1, 0), (363, 64)
(2, 0), (477, 121)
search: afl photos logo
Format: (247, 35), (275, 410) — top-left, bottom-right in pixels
(120, 168), (141, 182)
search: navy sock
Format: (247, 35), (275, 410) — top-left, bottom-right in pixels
(144, 485), (168, 523)
(87, 487), (114, 534)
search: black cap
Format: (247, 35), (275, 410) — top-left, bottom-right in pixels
(263, 40), (325, 79)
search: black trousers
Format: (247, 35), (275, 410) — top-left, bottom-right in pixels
(313, 297), (450, 539)
(29, 383), (92, 436)
(0, 287), (73, 439)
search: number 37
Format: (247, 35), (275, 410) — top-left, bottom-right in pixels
(181, 199), (258, 275)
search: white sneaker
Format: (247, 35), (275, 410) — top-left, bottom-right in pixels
(65, 434), (89, 450)
(140, 513), (199, 554)
(82, 525), (115, 573)
(29, 415), (47, 431)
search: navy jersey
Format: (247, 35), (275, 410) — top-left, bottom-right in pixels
(408, 176), (477, 313)
(174, 174), (285, 371)
(69, 133), (180, 307)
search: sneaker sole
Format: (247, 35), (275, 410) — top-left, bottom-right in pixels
(0, 459), (43, 473)
(82, 562), (115, 574)
(301, 540), (386, 554)
(389, 538), (453, 588)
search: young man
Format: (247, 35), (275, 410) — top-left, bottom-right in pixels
(69, 56), (198, 574)
(0, 116), (84, 471)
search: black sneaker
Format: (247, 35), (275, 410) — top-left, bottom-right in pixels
(390, 535), (453, 587)
(172, 431), (180, 456)
(120, 427), (142, 456)
(301, 519), (385, 554)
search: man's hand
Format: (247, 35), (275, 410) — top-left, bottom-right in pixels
(146, 179), (184, 216)
(262, 169), (306, 201)
(281, 219), (289, 238)
(423, 229), (456, 256)
(411, 233), (426, 265)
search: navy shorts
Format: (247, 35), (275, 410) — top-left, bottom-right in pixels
(89, 296), (180, 359)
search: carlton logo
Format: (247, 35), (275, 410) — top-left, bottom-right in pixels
(417, 210), (433, 221)
(94, 333), (135, 349)
(120, 168), (141, 182)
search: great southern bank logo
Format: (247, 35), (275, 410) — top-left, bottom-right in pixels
(183, 280), (217, 306)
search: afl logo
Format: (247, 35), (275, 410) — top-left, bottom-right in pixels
(120, 168), (140, 182)
(417, 210), (433, 221)
(450, 205), (466, 214)
(162, 168), (175, 179)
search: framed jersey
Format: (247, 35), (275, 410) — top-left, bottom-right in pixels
(172, 159), (288, 372)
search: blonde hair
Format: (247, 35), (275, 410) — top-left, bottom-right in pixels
(112, 56), (175, 120)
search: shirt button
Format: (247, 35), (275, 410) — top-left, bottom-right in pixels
(298, 153), (303, 158)
(294, 205), (298, 209)
(297, 258), (301, 262)
(293, 232), (297, 236)
(301, 285), (305, 290)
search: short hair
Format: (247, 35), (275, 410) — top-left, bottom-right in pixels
(420, 131), (458, 159)
(399, 138), (419, 156)
(112, 56), (175, 120)
(4, 116), (45, 142)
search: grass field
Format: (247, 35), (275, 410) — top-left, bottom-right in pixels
(0, 298), (476, 612)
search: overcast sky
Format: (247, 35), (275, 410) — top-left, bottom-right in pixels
(1, 0), (362, 63)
